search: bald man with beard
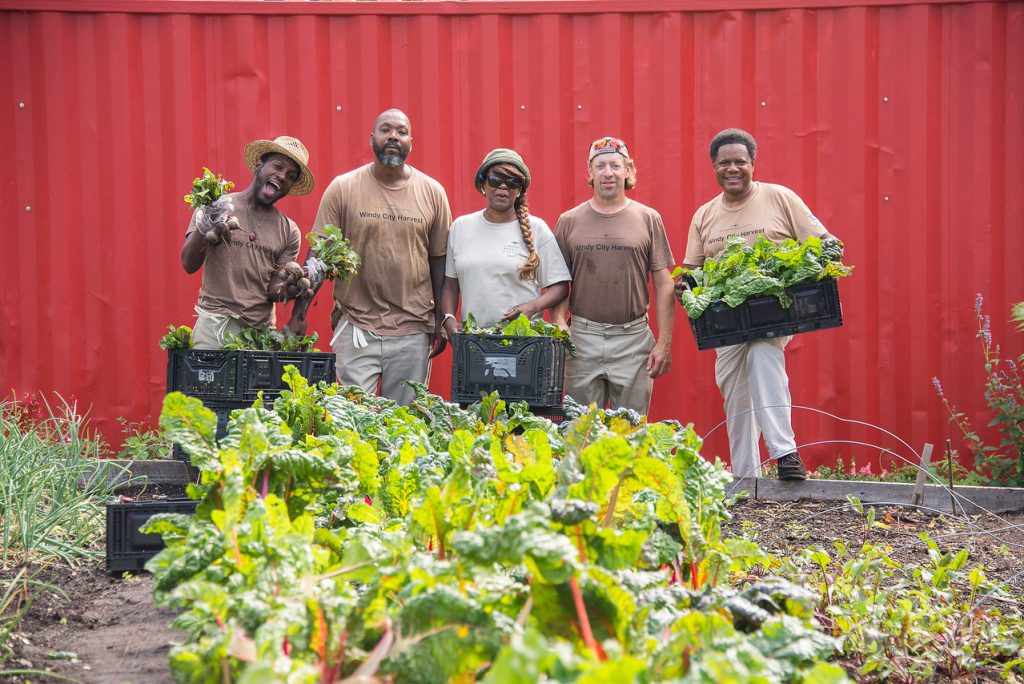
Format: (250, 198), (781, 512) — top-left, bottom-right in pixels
(286, 109), (452, 405)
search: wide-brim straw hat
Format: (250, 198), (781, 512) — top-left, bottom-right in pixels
(474, 148), (531, 193)
(243, 135), (315, 196)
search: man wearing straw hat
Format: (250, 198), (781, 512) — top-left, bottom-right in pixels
(285, 109), (452, 406)
(552, 136), (676, 415)
(182, 135), (315, 349)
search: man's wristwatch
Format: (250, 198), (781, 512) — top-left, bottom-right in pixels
(441, 313), (457, 326)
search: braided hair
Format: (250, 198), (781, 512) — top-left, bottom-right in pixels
(488, 162), (539, 282)
(515, 195), (539, 281)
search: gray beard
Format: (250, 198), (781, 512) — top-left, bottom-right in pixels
(373, 141), (409, 168)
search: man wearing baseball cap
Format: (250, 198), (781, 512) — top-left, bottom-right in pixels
(552, 136), (676, 415)
(181, 135), (314, 349)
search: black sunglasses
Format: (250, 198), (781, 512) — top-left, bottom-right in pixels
(485, 174), (524, 190)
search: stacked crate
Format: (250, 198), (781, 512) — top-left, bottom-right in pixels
(165, 349), (336, 460)
(450, 334), (566, 417)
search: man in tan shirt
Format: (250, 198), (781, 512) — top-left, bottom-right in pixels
(181, 136), (314, 349)
(553, 137), (676, 415)
(286, 109), (452, 405)
(682, 128), (837, 481)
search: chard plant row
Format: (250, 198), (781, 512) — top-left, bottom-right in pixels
(146, 369), (1021, 683)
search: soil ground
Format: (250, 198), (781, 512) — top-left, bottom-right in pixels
(3, 494), (1023, 683)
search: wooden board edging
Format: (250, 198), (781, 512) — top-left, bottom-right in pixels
(743, 478), (1024, 515)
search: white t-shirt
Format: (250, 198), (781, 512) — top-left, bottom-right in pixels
(445, 210), (571, 327)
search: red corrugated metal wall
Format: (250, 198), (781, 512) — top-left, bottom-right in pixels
(2, 0), (1021, 472)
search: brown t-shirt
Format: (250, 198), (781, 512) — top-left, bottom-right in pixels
(555, 199), (675, 325)
(313, 164), (452, 335)
(684, 182), (829, 265)
(187, 192), (301, 327)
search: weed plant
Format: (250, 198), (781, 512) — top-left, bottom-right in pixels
(115, 416), (171, 460)
(934, 295), (1024, 487)
(796, 457), (975, 485)
(0, 395), (118, 567)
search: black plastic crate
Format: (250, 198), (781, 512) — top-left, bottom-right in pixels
(240, 351), (336, 401)
(451, 334), (565, 409)
(106, 499), (199, 573)
(170, 398), (251, 463)
(166, 349), (241, 399)
(690, 279), (843, 351)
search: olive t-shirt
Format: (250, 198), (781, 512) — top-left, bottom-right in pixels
(313, 164), (452, 335)
(187, 192), (301, 327)
(555, 200), (674, 325)
(684, 182), (829, 265)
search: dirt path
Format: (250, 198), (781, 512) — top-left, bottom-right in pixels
(8, 568), (178, 683)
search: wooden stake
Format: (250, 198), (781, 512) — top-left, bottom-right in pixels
(946, 439), (957, 515)
(911, 443), (934, 507)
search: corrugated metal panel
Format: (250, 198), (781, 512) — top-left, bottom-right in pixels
(1, 0), (1021, 473)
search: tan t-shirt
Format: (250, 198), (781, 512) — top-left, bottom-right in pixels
(187, 192), (301, 327)
(684, 182), (829, 265)
(313, 164), (452, 335)
(555, 199), (675, 324)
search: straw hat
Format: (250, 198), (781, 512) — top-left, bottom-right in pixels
(243, 135), (315, 196)
(474, 148), (531, 193)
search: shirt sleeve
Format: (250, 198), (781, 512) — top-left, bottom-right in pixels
(647, 212), (675, 272)
(533, 218), (572, 287)
(185, 208), (200, 238)
(444, 218), (461, 278)
(554, 212), (573, 269)
(780, 186), (829, 240)
(428, 183), (453, 257)
(683, 208), (708, 266)
(312, 177), (344, 236)
(278, 218), (302, 268)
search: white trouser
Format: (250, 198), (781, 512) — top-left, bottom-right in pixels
(714, 337), (796, 478)
(192, 306), (246, 349)
(331, 318), (430, 406)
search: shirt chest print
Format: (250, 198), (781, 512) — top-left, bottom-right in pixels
(501, 240), (524, 258)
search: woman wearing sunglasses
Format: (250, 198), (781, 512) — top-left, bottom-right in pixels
(438, 148), (570, 342)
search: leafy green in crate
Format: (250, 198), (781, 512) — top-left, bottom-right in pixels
(674, 235), (853, 319)
(158, 324), (193, 350)
(221, 324), (319, 352)
(461, 313), (576, 357)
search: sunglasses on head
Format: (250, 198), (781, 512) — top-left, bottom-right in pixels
(590, 137), (627, 152)
(485, 174), (524, 190)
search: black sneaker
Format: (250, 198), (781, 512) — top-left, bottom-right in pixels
(776, 451), (807, 481)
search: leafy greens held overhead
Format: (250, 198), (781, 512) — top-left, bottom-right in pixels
(183, 167), (234, 209)
(461, 313), (576, 357)
(673, 235), (853, 319)
(307, 224), (361, 283)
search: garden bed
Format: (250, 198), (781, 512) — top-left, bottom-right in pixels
(3, 499), (1022, 683)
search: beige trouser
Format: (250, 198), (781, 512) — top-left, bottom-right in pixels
(564, 315), (654, 415)
(331, 319), (430, 406)
(192, 306), (246, 350)
(714, 336), (796, 479)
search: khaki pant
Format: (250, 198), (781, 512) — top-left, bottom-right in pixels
(332, 319), (430, 406)
(715, 336), (796, 478)
(564, 315), (654, 415)
(192, 307), (246, 350)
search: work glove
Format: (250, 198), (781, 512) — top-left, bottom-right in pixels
(195, 196), (240, 245)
